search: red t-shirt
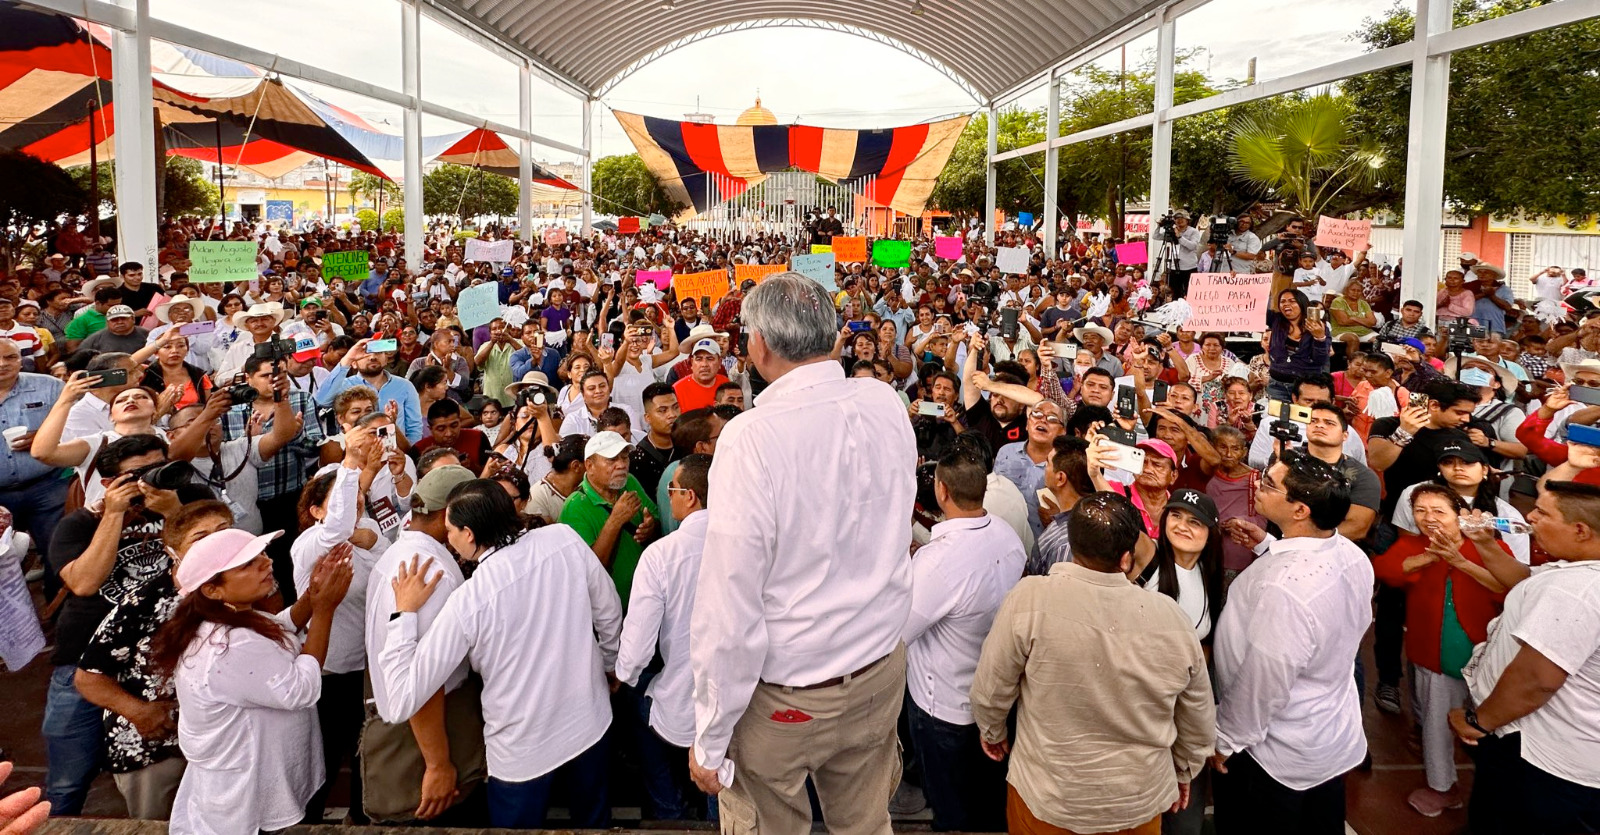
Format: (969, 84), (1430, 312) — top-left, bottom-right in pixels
(674, 374), (729, 412)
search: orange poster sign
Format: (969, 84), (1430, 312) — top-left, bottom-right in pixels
(672, 270), (730, 306)
(831, 236), (867, 263)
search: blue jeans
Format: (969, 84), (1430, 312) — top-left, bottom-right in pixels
(905, 696), (1005, 832)
(634, 693), (689, 820)
(486, 736), (609, 829)
(41, 665), (104, 816)
(0, 475), (67, 577)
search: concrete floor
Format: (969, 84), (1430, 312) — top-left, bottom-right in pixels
(3, 590), (1469, 834)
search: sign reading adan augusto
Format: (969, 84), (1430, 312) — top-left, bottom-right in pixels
(1184, 272), (1274, 332)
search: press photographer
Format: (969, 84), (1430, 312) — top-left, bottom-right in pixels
(1157, 210), (1203, 300)
(1215, 214), (1261, 273)
(1261, 216), (1311, 311)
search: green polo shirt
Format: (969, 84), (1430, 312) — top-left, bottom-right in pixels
(63, 308), (107, 341)
(559, 474), (659, 605)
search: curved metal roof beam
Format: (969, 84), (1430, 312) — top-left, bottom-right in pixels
(594, 18), (986, 104)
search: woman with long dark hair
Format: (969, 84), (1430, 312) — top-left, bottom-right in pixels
(151, 530), (351, 834)
(1265, 287), (1331, 401)
(1129, 489), (1226, 835)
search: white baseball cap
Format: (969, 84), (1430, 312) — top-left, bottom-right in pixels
(584, 430), (631, 460)
(691, 337), (722, 357)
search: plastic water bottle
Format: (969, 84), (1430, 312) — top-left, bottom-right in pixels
(1459, 516), (1533, 536)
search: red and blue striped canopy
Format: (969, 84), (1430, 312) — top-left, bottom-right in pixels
(613, 111), (968, 219)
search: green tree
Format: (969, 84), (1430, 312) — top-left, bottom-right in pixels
(1227, 93), (1389, 219)
(1345, 0), (1600, 218)
(421, 163), (519, 223)
(592, 153), (682, 217)
(355, 208), (379, 231)
(69, 155), (218, 219)
(381, 208), (403, 233)
(927, 109), (1046, 217)
(349, 171), (401, 209)
(0, 151), (85, 270)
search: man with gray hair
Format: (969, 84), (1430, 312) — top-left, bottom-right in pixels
(688, 272), (918, 835)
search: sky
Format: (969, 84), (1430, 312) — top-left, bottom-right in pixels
(153, 0), (1406, 167)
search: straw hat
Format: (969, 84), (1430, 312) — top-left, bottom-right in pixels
(154, 295), (207, 324)
(231, 302), (288, 328)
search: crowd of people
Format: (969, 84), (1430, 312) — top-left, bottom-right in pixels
(0, 209), (1598, 835)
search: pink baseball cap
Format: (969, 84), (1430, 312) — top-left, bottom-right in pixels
(174, 529), (283, 597)
(1136, 438), (1178, 463)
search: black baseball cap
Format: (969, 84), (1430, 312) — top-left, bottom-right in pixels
(1437, 439), (1488, 466)
(1166, 488), (1218, 528)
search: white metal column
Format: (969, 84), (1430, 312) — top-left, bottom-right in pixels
(110, 0), (156, 272)
(517, 63), (533, 239)
(1043, 75), (1060, 258)
(1400, 0), (1453, 323)
(1147, 8), (1176, 228)
(401, 0), (423, 265)
(984, 105), (998, 246)
(580, 98), (593, 235)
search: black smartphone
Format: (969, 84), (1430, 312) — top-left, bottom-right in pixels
(738, 331), (750, 356)
(1000, 307), (1020, 339)
(1116, 384), (1138, 419)
(1153, 380), (1169, 405)
(700, 295), (711, 311)
(83, 368), (127, 389)
(1102, 426), (1137, 447)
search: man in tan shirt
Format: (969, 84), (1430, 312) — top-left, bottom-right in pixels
(971, 492), (1215, 835)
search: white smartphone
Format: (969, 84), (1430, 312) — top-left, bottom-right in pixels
(1100, 439), (1146, 473)
(917, 401), (946, 417)
(1052, 341), (1079, 360)
(375, 424), (397, 452)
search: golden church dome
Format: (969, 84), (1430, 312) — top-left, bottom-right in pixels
(735, 97), (777, 126)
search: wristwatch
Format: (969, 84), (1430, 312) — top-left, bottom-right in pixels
(1463, 706), (1491, 735)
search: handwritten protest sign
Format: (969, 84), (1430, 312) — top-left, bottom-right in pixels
(543, 227), (568, 245)
(871, 239), (911, 269)
(934, 236), (964, 259)
(995, 245), (1030, 274)
(456, 281), (502, 330)
(674, 270), (730, 306)
(1316, 216), (1372, 253)
(791, 252), (837, 291)
(831, 236), (867, 263)
(464, 238), (514, 263)
(735, 263), (786, 285)
(1184, 272), (1274, 331)
(810, 244), (832, 255)
(636, 269), (672, 291)
(618, 216), (641, 234)
(1114, 241), (1148, 265)
(187, 241), (256, 283)
(321, 250), (368, 282)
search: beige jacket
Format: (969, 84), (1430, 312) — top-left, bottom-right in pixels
(971, 560), (1215, 834)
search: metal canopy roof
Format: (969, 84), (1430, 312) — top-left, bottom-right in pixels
(426, 0), (1171, 104)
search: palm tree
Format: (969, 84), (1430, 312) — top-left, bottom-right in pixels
(1227, 93), (1386, 219)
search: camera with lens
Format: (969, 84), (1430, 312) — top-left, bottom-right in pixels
(251, 338), (298, 363)
(1264, 234), (1306, 274)
(968, 278), (998, 304)
(225, 382), (258, 406)
(1269, 418), (1302, 445)
(1207, 215), (1235, 246)
(1156, 212), (1179, 242)
(140, 460), (197, 492)
(1446, 319), (1487, 352)
(515, 386), (548, 408)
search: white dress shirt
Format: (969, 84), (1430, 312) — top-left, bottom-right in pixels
(171, 622), (323, 835)
(903, 514), (1024, 725)
(1213, 533), (1373, 789)
(617, 509), (707, 748)
(691, 360), (917, 776)
(378, 524), (624, 782)
(365, 529), (468, 722)
(289, 465), (379, 674)
(1464, 560), (1600, 788)
(1247, 416), (1367, 470)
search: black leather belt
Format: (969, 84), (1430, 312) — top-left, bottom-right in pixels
(765, 651), (891, 691)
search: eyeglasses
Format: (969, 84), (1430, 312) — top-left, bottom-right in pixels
(1260, 474), (1287, 496)
(1027, 410), (1063, 425)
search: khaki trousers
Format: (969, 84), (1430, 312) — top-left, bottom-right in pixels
(719, 644), (906, 835)
(112, 755), (186, 820)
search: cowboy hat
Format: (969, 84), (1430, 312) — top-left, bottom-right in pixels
(231, 302), (288, 329)
(1078, 323), (1115, 343)
(504, 370), (559, 401)
(80, 276), (117, 297)
(1468, 263), (1507, 282)
(1444, 355), (1519, 393)
(1560, 357), (1600, 384)
(683, 323), (727, 342)
(154, 295), (207, 324)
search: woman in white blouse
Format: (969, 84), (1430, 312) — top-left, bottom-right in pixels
(151, 528), (351, 834)
(291, 428), (387, 822)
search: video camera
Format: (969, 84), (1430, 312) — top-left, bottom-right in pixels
(1446, 319), (1487, 353)
(1263, 234), (1307, 274)
(251, 338), (299, 363)
(1207, 215), (1236, 247)
(1156, 212), (1180, 242)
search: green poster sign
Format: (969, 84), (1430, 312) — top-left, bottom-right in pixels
(188, 241), (257, 283)
(322, 250), (370, 282)
(871, 239), (911, 269)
